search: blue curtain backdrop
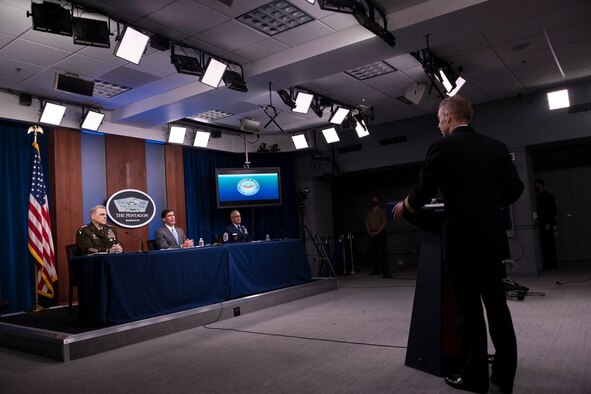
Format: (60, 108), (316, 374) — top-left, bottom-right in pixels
(183, 148), (299, 244)
(0, 121), (51, 313)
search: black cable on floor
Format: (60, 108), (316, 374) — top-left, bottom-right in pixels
(202, 325), (407, 349)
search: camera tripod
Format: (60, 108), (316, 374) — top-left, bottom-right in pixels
(297, 195), (336, 277)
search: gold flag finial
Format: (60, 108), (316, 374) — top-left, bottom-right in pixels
(27, 125), (44, 143)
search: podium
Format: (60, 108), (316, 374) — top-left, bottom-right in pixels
(403, 207), (462, 376)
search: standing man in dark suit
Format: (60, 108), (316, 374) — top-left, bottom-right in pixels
(154, 208), (193, 249)
(393, 95), (523, 394)
(223, 210), (249, 243)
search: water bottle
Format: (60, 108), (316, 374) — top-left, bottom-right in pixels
(198, 237), (204, 247)
(265, 234), (270, 242)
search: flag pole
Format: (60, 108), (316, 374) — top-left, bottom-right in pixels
(27, 125), (46, 313)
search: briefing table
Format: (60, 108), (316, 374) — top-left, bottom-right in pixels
(70, 239), (312, 324)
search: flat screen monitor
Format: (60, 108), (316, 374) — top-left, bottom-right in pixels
(215, 167), (282, 208)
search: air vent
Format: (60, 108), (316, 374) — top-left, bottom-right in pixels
(569, 103), (591, 115)
(380, 135), (407, 146)
(396, 95), (413, 105)
(338, 144), (362, 154)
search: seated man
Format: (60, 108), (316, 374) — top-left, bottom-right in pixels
(154, 208), (193, 249)
(76, 205), (123, 254)
(223, 210), (249, 243)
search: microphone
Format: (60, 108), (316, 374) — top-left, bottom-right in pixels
(125, 231), (146, 252)
(200, 226), (222, 246)
(266, 227), (286, 240)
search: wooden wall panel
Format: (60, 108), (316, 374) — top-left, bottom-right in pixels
(105, 135), (149, 252)
(49, 128), (82, 305)
(164, 144), (187, 232)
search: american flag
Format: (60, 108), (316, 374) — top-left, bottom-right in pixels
(27, 141), (58, 298)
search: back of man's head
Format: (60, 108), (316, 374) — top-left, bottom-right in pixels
(439, 95), (473, 123)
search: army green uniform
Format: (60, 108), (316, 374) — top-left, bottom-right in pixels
(76, 223), (121, 254)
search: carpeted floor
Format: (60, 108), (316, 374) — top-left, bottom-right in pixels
(0, 263), (590, 393)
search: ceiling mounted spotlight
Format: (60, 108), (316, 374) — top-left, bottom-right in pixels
(329, 107), (350, 124)
(412, 36), (466, 98)
(277, 89), (296, 109)
(201, 57), (227, 88)
(223, 68), (248, 92)
(114, 25), (150, 64)
(72, 16), (110, 48)
(28, 1), (73, 37)
(171, 45), (204, 76)
(292, 134), (309, 149)
(322, 127), (340, 144)
(547, 89), (570, 110)
(293, 91), (314, 113)
(193, 130), (210, 147)
(39, 102), (67, 126)
(310, 97), (325, 118)
(168, 125), (186, 144)
(81, 109), (104, 131)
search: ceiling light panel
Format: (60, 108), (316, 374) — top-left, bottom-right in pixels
(237, 0), (313, 36)
(345, 61), (396, 80)
(293, 92), (314, 113)
(188, 110), (234, 120)
(292, 134), (308, 149)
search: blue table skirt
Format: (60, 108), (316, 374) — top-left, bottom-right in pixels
(70, 239), (311, 324)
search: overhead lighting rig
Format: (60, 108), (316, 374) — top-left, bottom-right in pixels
(411, 35), (466, 98)
(318, 0), (395, 47)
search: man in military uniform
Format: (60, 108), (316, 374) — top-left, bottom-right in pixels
(76, 205), (123, 254)
(223, 210), (249, 243)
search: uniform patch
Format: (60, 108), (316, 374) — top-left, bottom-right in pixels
(223, 232), (229, 242)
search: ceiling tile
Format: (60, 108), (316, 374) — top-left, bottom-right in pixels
(0, 38), (70, 67)
(192, 20), (267, 53)
(54, 54), (121, 79)
(147, 0), (229, 37)
(0, 57), (44, 80)
(0, 3), (31, 37)
(273, 20), (334, 47)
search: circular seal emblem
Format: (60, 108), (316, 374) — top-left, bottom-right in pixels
(106, 189), (156, 228)
(237, 178), (260, 196)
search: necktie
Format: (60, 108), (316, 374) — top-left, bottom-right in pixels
(172, 227), (179, 245)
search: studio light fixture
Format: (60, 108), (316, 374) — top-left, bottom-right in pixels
(28, 1), (73, 37)
(171, 45), (204, 76)
(310, 97), (325, 118)
(306, 0), (316, 4)
(168, 126), (186, 144)
(81, 109), (104, 131)
(318, 0), (395, 47)
(446, 76), (466, 97)
(201, 58), (227, 88)
(412, 40), (466, 99)
(292, 134), (309, 150)
(72, 16), (110, 48)
(547, 89), (570, 110)
(277, 89), (296, 109)
(223, 68), (248, 92)
(39, 102), (67, 125)
(322, 127), (340, 144)
(329, 107), (350, 124)
(193, 131), (210, 147)
(355, 119), (369, 138)
(293, 91), (314, 113)
(114, 26), (150, 64)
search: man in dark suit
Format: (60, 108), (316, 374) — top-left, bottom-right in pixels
(154, 208), (193, 249)
(394, 95), (523, 394)
(223, 210), (249, 243)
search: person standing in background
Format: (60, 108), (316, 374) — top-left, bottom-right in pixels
(534, 179), (558, 269)
(365, 197), (389, 278)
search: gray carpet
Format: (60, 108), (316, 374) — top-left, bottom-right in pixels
(1, 264), (590, 394)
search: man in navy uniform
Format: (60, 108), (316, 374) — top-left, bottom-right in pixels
(223, 210), (249, 243)
(393, 95), (523, 394)
(76, 205), (123, 254)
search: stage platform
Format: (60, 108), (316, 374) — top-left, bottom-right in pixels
(0, 278), (338, 362)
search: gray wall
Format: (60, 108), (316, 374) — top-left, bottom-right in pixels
(294, 78), (591, 276)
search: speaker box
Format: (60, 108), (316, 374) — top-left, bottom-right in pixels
(19, 93), (32, 106)
(54, 74), (95, 97)
(240, 118), (260, 133)
(405, 82), (437, 111)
